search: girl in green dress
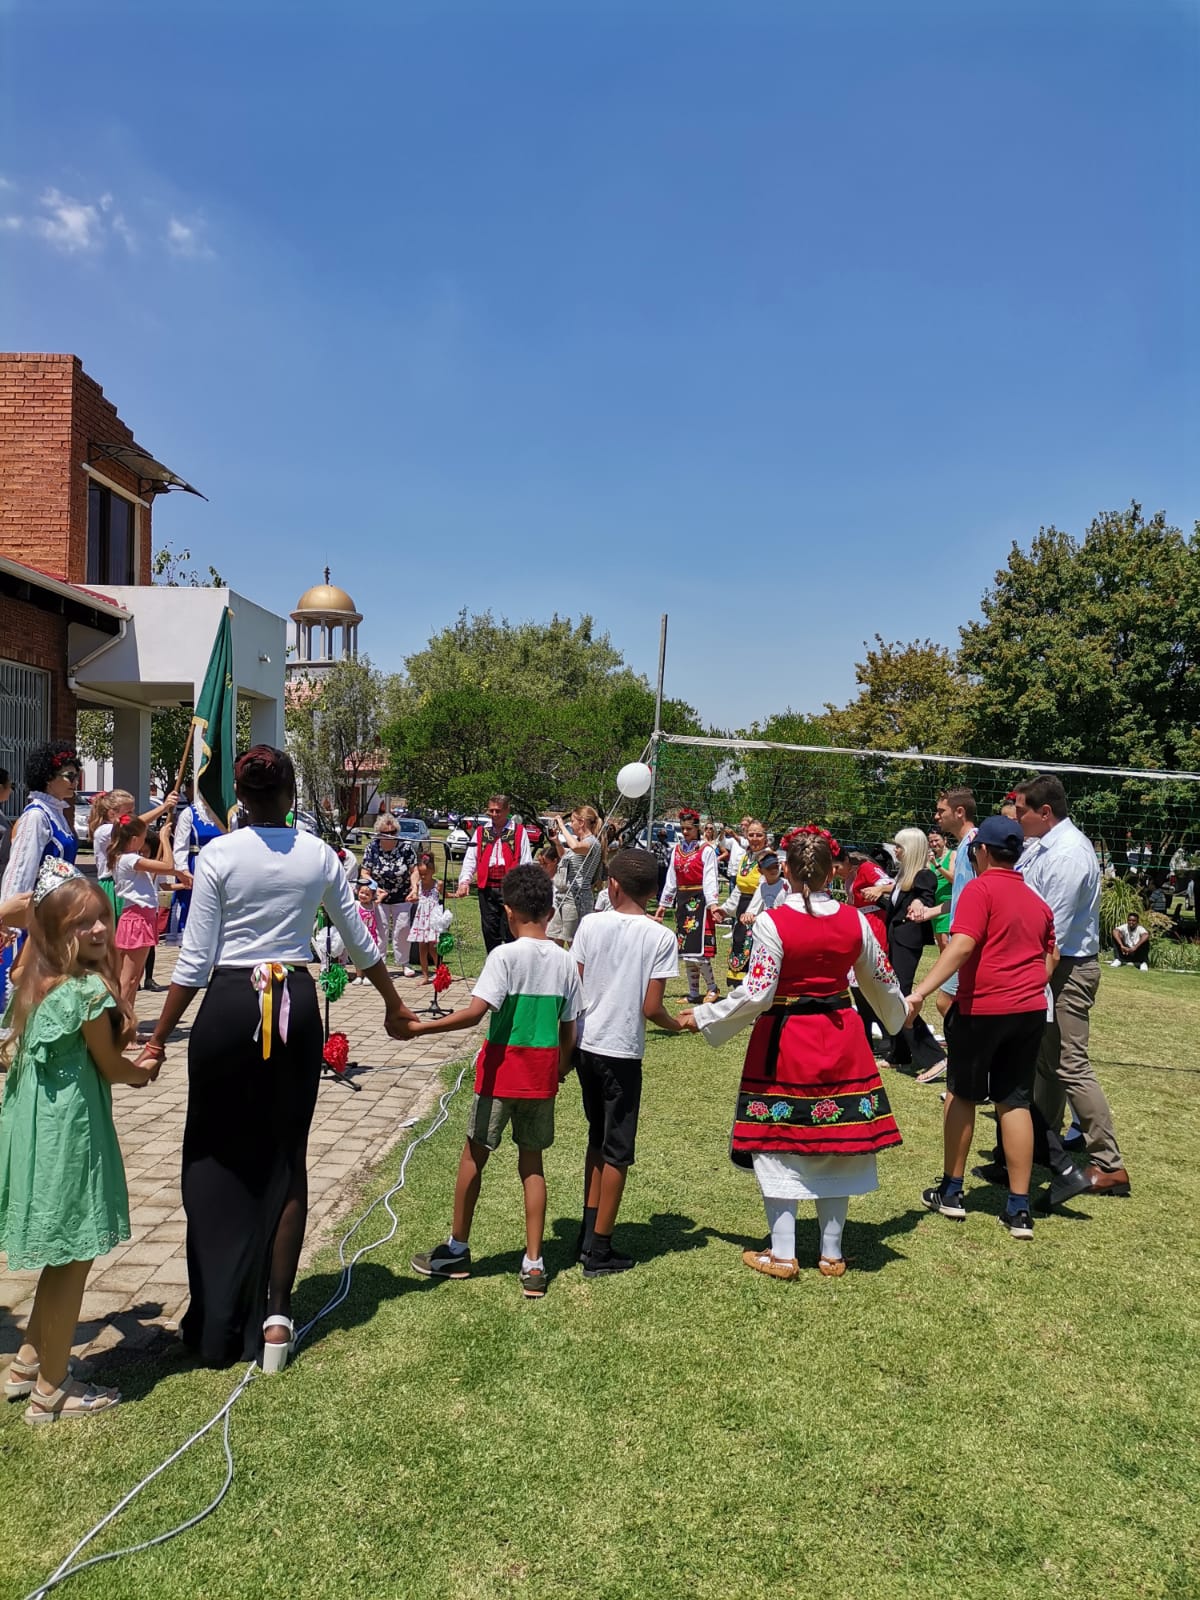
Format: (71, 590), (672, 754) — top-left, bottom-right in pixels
(0, 862), (157, 1424)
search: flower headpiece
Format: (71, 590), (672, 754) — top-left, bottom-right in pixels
(34, 857), (83, 905)
(678, 808), (700, 824)
(49, 749), (80, 772)
(117, 813), (132, 825)
(779, 823), (842, 859)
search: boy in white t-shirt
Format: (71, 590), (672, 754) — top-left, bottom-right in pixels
(571, 848), (682, 1276)
(409, 866), (581, 1298)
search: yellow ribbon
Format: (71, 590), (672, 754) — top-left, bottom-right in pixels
(251, 962), (289, 1060)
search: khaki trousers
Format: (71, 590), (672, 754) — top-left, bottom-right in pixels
(1034, 955), (1123, 1171)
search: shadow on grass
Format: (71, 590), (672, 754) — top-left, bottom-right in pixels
(289, 1261), (414, 1353)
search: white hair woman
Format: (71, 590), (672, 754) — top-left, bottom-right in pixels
(878, 826), (946, 1076)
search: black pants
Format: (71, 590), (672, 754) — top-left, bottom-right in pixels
(477, 885), (514, 954)
(1111, 939), (1146, 965)
(181, 968), (323, 1366)
(886, 939), (946, 1071)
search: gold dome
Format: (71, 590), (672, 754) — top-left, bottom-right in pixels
(293, 579), (359, 617)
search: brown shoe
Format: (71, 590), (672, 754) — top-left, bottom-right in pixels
(741, 1248), (799, 1280)
(1082, 1164), (1132, 1196)
(817, 1256), (847, 1277)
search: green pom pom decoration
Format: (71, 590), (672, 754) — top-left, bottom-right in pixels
(437, 932), (455, 956)
(320, 962), (348, 1002)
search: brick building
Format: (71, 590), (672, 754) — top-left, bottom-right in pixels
(0, 353), (286, 812)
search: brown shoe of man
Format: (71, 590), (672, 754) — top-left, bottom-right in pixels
(1081, 1164), (1132, 1196)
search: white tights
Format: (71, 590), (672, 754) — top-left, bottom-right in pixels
(763, 1195), (849, 1263)
(685, 958), (716, 999)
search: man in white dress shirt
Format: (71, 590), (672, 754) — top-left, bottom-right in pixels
(455, 794), (534, 952)
(1014, 774), (1130, 1203)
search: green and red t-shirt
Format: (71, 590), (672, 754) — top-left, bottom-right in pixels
(472, 937), (583, 1098)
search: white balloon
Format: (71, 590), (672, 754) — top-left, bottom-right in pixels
(616, 761), (653, 799)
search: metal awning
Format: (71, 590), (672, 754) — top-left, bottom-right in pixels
(88, 442), (207, 500)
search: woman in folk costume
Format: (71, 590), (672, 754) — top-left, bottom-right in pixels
(0, 742), (81, 1013)
(680, 826), (906, 1280)
(716, 818), (769, 988)
(654, 809), (721, 1004)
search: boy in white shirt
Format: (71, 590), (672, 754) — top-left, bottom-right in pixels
(571, 849), (682, 1276)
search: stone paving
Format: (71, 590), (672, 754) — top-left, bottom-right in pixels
(0, 944), (479, 1361)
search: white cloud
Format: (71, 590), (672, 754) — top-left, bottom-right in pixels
(32, 188), (103, 253)
(0, 176), (16, 192)
(165, 215), (214, 260)
(111, 212), (137, 252)
(0, 215), (22, 232)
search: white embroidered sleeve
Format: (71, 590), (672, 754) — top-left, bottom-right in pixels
(694, 913), (784, 1048)
(702, 846), (719, 906)
(853, 910), (907, 1034)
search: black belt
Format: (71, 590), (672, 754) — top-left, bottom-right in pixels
(762, 994), (852, 1081)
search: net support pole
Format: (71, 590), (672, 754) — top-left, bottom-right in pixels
(645, 613), (668, 839)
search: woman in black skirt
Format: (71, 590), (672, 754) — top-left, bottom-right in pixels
(141, 747), (415, 1371)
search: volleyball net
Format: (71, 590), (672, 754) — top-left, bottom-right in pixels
(650, 734), (1200, 878)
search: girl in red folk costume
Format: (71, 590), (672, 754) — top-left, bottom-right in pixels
(680, 827), (906, 1279)
(654, 809), (721, 1004)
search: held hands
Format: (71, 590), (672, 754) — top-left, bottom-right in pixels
(905, 902), (933, 922)
(175, 870), (193, 890)
(133, 1041), (165, 1081)
(739, 912), (755, 927)
(385, 1005), (415, 1041)
(455, 882), (470, 898)
(902, 994), (924, 1028)
(710, 908), (727, 924)
(675, 1008), (700, 1032)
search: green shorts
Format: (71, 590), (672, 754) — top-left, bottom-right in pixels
(466, 1093), (556, 1152)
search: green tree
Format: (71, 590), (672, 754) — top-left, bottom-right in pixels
(958, 502), (1200, 862)
(286, 657), (389, 829)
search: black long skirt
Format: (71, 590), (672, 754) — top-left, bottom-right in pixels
(180, 967), (323, 1366)
(885, 939), (946, 1071)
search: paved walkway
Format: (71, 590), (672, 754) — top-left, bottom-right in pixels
(0, 945), (478, 1361)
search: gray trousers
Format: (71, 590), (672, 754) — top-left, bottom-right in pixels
(1034, 955), (1123, 1172)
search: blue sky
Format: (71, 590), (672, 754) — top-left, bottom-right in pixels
(3, 0), (1196, 732)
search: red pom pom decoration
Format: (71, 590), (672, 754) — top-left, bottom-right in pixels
(323, 1031), (350, 1074)
(432, 962), (452, 994)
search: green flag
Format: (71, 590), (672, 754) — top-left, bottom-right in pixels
(195, 608), (237, 829)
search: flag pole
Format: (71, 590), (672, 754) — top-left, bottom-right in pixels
(173, 719), (198, 798)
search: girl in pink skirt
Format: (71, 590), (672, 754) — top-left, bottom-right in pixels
(108, 814), (191, 1007)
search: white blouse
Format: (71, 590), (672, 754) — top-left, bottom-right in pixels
(659, 843), (720, 909)
(173, 826), (378, 986)
(693, 890), (907, 1048)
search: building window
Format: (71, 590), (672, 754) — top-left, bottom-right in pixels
(0, 659), (51, 812)
(86, 482), (137, 586)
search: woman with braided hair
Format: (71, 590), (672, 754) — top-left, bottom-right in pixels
(139, 746), (417, 1370)
(680, 826), (906, 1279)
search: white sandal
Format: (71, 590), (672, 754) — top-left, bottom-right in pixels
(261, 1315), (295, 1374)
(24, 1377), (120, 1426)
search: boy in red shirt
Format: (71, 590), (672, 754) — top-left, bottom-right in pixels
(906, 815), (1057, 1240)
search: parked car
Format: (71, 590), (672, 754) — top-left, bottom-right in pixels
(445, 824), (471, 861)
(636, 821), (684, 851)
(73, 793), (105, 845)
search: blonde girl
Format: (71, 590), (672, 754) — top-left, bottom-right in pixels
(91, 787), (180, 923)
(107, 815), (190, 1007)
(0, 864), (157, 1423)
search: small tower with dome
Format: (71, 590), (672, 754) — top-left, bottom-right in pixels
(288, 568), (363, 682)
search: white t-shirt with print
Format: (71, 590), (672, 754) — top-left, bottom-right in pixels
(572, 909), (679, 1060)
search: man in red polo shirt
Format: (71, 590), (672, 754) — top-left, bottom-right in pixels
(905, 814), (1057, 1242)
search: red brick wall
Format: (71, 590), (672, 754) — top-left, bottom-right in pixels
(0, 353), (153, 586)
(0, 595), (78, 740)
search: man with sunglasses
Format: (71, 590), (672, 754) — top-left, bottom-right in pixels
(456, 794), (533, 953)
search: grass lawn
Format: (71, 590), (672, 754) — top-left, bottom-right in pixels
(2, 921), (1198, 1600)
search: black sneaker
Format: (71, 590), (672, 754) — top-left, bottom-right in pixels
(921, 1183), (967, 1221)
(519, 1264), (548, 1298)
(411, 1242), (471, 1279)
(582, 1250), (636, 1278)
(999, 1209), (1034, 1241)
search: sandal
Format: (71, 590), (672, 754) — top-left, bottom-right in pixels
(704, 990), (720, 1005)
(916, 1062), (947, 1085)
(261, 1315), (295, 1375)
(24, 1377), (120, 1426)
(5, 1355), (76, 1399)
(818, 1256), (847, 1278)
(741, 1249), (800, 1281)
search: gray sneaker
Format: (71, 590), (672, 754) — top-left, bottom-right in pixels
(411, 1242), (471, 1279)
(519, 1264), (548, 1299)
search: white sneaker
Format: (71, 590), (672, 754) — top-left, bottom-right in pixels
(1110, 959), (1122, 968)
(1139, 962), (1148, 971)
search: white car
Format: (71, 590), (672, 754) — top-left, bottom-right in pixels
(445, 825), (471, 861)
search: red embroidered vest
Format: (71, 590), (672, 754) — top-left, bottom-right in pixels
(475, 824), (526, 889)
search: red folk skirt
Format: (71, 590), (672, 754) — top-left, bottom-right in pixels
(730, 995), (901, 1161)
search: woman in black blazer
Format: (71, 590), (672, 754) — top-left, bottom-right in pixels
(878, 829), (947, 1073)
